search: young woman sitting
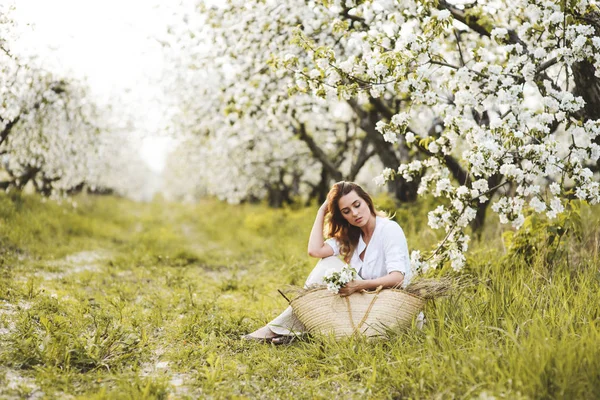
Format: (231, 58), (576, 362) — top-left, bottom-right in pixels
(244, 181), (411, 344)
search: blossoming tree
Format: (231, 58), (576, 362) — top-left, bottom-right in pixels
(175, 0), (600, 271)
(276, 0), (600, 271)
(163, 0), (406, 205)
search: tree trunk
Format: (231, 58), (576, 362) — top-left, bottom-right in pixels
(295, 122), (343, 182)
(315, 167), (330, 204)
(15, 166), (39, 190)
(0, 180), (13, 190)
(267, 184), (291, 208)
(0, 114), (21, 147)
(470, 174), (503, 236)
(573, 61), (600, 121)
(266, 169), (292, 208)
(574, 59), (600, 171)
(568, 12), (600, 170)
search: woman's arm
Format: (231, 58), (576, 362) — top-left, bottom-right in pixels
(307, 202), (335, 258)
(338, 271), (404, 297)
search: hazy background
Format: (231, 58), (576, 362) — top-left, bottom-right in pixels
(13, 0), (178, 175)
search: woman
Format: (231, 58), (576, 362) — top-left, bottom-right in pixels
(244, 181), (412, 344)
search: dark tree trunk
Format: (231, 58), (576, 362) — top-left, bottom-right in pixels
(87, 186), (114, 195)
(0, 180), (13, 190)
(572, 12), (600, 170)
(471, 200), (489, 237)
(573, 61), (600, 121)
(267, 185), (291, 208)
(15, 166), (39, 190)
(267, 169), (292, 208)
(314, 166), (331, 204)
(65, 182), (85, 195)
(295, 122), (343, 182)
(290, 172), (301, 198)
(470, 174), (503, 236)
(558, 11), (600, 170)
(347, 137), (375, 182)
(389, 178), (420, 202)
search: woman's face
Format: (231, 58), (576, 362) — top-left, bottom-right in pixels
(337, 190), (372, 228)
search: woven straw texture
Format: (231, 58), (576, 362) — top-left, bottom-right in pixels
(290, 288), (425, 338)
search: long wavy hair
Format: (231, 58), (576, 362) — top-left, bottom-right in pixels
(324, 181), (383, 263)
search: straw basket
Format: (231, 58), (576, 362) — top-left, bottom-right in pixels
(290, 287), (425, 338)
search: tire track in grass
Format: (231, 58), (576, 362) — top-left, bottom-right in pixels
(2, 204), (241, 399)
(0, 368), (45, 400)
(0, 250), (112, 399)
(36, 250), (110, 281)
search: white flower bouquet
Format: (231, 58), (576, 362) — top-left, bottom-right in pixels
(323, 264), (358, 294)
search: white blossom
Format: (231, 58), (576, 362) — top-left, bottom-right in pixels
(530, 197), (547, 212)
(323, 264), (358, 294)
(547, 197), (565, 219)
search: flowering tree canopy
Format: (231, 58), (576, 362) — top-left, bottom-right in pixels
(295, 0), (600, 271)
(163, 0), (398, 205)
(180, 0), (600, 271)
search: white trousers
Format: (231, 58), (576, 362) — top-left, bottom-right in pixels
(268, 256), (355, 336)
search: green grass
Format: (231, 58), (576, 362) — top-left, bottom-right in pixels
(0, 192), (599, 399)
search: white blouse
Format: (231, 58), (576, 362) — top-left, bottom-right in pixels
(325, 216), (412, 287)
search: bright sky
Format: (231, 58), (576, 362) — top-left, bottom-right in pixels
(12, 0), (179, 173)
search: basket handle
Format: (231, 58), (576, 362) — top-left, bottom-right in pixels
(344, 296), (358, 332)
(353, 286), (383, 334)
(361, 285), (384, 294)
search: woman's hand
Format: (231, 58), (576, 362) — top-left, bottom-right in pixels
(307, 199), (334, 258)
(338, 280), (364, 297)
(318, 200), (328, 213)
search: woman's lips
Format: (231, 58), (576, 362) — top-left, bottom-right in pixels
(355, 217), (363, 224)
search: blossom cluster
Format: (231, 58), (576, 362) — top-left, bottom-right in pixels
(323, 264), (358, 294)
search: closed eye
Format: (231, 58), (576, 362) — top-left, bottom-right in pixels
(342, 201), (361, 214)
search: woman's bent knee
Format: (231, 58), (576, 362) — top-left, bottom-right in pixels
(305, 256), (345, 286)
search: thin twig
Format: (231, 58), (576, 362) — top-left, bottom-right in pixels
(277, 289), (291, 304)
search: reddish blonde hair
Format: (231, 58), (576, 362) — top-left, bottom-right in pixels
(324, 181), (381, 263)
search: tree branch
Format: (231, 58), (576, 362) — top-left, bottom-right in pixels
(437, 0), (528, 50)
(347, 98), (400, 170)
(349, 140), (375, 181)
(535, 57), (558, 75)
(369, 97), (471, 186)
(294, 122), (343, 181)
(454, 30), (466, 67)
(0, 114), (20, 147)
(0, 81), (67, 148)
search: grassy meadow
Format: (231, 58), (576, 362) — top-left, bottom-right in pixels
(0, 192), (599, 399)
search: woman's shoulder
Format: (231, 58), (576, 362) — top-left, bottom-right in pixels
(377, 216), (405, 235)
